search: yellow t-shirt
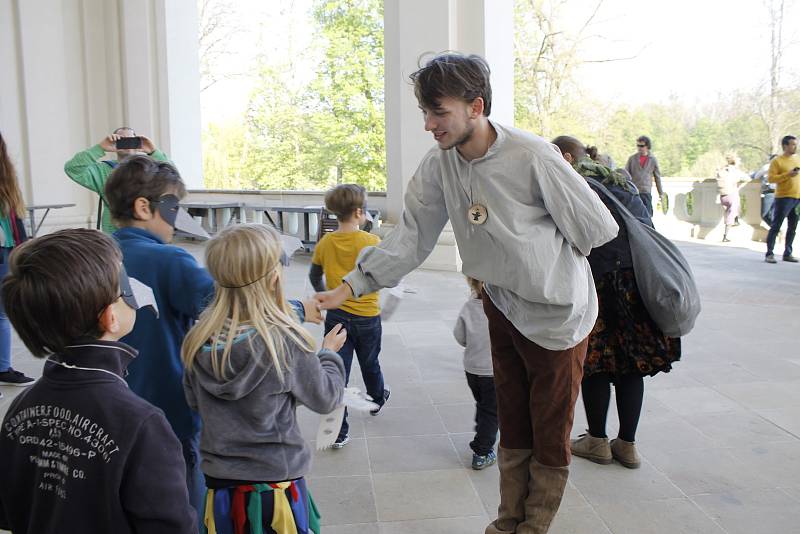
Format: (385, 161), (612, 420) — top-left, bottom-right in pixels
(312, 230), (381, 317)
(768, 154), (800, 198)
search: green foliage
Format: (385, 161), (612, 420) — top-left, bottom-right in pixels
(202, 0), (386, 191)
(513, 0), (791, 178)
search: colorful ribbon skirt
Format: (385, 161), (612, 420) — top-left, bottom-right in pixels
(202, 478), (320, 534)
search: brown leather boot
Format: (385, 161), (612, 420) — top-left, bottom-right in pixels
(570, 433), (612, 465)
(610, 438), (641, 469)
(485, 447), (532, 534)
(517, 460), (569, 534)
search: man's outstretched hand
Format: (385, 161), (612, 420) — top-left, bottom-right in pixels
(315, 283), (353, 311)
(301, 298), (323, 324)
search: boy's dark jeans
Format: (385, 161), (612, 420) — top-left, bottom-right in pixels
(466, 372), (498, 456)
(325, 309), (385, 439)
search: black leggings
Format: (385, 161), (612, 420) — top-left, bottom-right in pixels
(581, 372), (644, 443)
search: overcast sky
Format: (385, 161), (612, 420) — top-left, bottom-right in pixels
(573, 0), (799, 106)
(201, 0), (800, 125)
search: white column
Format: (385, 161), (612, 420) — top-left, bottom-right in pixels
(4, 0), (97, 227)
(0, 0), (205, 235)
(383, 0), (514, 270)
(121, 0), (203, 188)
(450, 0), (515, 125)
(384, 0), (452, 225)
(156, 0), (204, 188)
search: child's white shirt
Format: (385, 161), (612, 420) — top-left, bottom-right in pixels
(454, 297), (493, 377)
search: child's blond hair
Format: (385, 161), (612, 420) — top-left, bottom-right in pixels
(466, 276), (484, 298)
(181, 224), (315, 381)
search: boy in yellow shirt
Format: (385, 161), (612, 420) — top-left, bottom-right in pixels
(310, 184), (389, 448)
(765, 135), (800, 263)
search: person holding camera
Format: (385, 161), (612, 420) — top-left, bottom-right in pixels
(765, 135), (800, 264)
(64, 127), (170, 234)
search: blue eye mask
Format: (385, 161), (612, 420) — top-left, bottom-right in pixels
(155, 195), (210, 240)
(119, 264), (159, 318)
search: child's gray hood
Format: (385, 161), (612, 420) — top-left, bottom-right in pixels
(191, 331), (284, 401)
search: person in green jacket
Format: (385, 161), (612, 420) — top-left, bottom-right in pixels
(64, 127), (170, 234)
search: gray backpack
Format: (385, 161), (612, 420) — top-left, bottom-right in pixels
(586, 177), (701, 337)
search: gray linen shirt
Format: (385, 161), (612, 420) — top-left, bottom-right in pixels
(625, 153), (663, 194)
(345, 122), (619, 350)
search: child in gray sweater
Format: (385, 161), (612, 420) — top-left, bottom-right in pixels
(454, 277), (498, 470)
(182, 224), (346, 531)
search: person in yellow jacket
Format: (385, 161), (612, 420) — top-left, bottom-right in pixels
(765, 135), (800, 263)
(64, 127), (170, 234)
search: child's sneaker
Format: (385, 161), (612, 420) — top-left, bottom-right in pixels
(0, 368), (35, 386)
(331, 435), (350, 449)
(370, 389), (391, 416)
(472, 450), (497, 470)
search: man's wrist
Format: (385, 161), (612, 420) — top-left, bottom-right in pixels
(341, 280), (354, 297)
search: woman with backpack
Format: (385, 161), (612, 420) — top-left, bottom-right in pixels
(0, 132), (35, 392)
(553, 135), (682, 469)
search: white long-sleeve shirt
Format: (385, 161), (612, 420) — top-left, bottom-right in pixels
(345, 122), (619, 350)
(454, 297), (493, 376)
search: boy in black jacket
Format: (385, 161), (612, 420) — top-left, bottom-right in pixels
(0, 229), (196, 533)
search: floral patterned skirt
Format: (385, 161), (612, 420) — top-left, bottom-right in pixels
(585, 268), (681, 380)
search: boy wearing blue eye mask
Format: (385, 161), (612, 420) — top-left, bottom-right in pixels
(0, 229), (196, 533)
(104, 156), (214, 518)
(104, 157), (321, 520)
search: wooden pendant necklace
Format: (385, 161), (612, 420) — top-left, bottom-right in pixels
(460, 162), (488, 225)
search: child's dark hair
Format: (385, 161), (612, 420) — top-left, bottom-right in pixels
(324, 184), (367, 221)
(410, 53), (492, 116)
(2, 229), (122, 357)
(104, 155), (187, 223)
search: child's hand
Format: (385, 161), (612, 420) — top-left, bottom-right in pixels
(323, 324), (347, 352)
(302, 297), (323, 324)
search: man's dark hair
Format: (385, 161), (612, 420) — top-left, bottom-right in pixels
(104, 155), (187, 223)
(637, 136), (652, 149)
(551, 135), (585, 162)
(2, 229), (122, 357)
(325, 184), (367, 221)
(409, 53), (492, 116)
(782, 135), (797, 147)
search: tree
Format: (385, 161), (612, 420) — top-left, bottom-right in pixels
(242, 0), (385, 191)
(757, 0), (799, 153)
(514, 0), (638, 137)
(197, 0), (240, 92)
(304, 0), (386, 190)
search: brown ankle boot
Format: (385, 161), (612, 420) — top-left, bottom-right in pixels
(516, 460), (569, 534)
(570, 433), (612, 465)
(610, 438), (641, 469)
(485, 448), (532, 534)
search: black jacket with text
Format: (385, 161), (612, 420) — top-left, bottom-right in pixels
(0, 340), (196, 533)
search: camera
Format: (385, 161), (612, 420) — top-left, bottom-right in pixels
(116, 137), (143, 150)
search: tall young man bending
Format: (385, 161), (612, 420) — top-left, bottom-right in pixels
(316, 53), (618, 533)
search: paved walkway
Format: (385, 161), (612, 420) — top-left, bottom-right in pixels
(2, 239), (799, 533)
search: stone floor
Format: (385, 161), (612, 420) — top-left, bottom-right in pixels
(2, 238), (800, 533)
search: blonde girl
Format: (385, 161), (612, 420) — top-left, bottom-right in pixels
(182, 223), (346, 533)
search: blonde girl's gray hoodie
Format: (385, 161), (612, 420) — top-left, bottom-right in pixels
(183, 327), (345, 483)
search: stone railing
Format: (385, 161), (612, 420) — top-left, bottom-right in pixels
(184, 188), (461, 271)
(651, 177), (769, 243)
(183, 178), (773, 272)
